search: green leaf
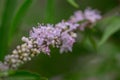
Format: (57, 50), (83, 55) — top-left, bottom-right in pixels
(88, 35), (97, 50)
(0, 0), (18, 60)
(8, 0), (33, 44)
(0, 70), (15, 77)
(98, 16), (120, 46)
(45, 0), (55, 23)
(67, 0), (79, 8)
(5, 70), (46, 80)
(84, 28), (97, 50)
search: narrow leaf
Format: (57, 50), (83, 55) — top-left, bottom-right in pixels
(98, 16), (120, 46)
(8, 0), (33, 43)
(89, 36), (97, 50)
(67, 0), (79, 8)
(0, 0), (18, 60)
(5, 70), (45, 80)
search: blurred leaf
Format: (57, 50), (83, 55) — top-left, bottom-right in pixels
(88, 36), (97, 50)
(45, 0), (55, 23)
(0, 0), (18, 60)
(67, 0), (79, 8)
(5, 70), (46, 80)
(0, 70), (14, 77)
(84, 28), (97, 50)
(97, 56), (117, 74)
(8, 0), (33, 43)
(98, 16), (120, 46)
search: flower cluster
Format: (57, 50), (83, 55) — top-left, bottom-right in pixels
(0, 8), (101, 70)
(2, 21), (78, 69)
(69, 8), (101, 23)
(30, 22), (79, 54)
(3, 37), (39, 69)
(55, 21), (78, 53)
(0, 62), (9, 71)
(69, 8), (101, 30)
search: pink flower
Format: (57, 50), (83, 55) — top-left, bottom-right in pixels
(60, 31), (75, 53)
(84, 8), (101, 23)
(69, 11), (84, 23)
(0, 8), (102, 70)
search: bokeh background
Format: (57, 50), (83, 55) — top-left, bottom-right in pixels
(1, 0), (120, 80)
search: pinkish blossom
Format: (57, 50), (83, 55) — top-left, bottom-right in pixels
(69, 8), (101, 30)
(84, 8), (101, 23)
(69, 11), (84, 23)
(60, 31), (75, 53)
(0, 8), (101, 70)
(30, 21), (78, 54)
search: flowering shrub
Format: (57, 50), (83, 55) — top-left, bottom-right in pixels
(0, 0), (120, 80)
(0, 7), (101, 77)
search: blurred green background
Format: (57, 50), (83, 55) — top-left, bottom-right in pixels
(1, 0), (120, 80)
